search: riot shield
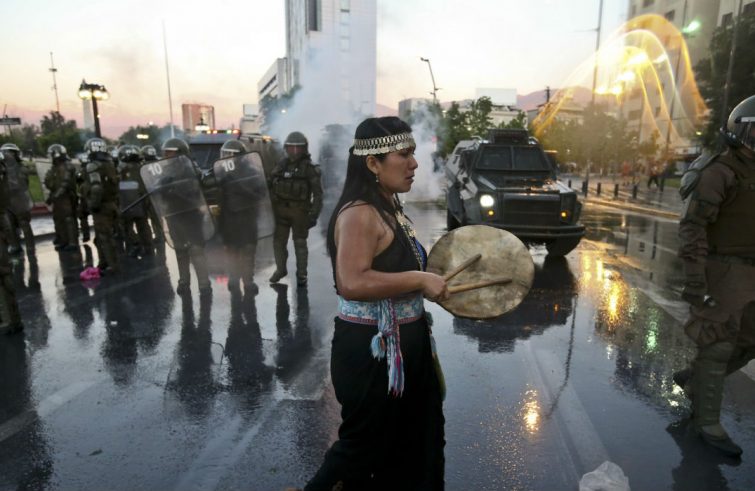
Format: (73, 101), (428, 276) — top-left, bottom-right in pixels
(119, 180), (146, 218)
(140, 155), (215, 249)
(212, 152), (274, 239)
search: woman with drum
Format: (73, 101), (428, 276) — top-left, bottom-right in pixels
(302, 117), (448, 490)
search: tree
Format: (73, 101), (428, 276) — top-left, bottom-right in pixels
(439, 102), (470, 156)
(499, 111), (527, 129)
(38, 111), (83, 155)
(694, 12), (755, 148)
(118, 124), (162, 147)
(465, 96), (493, 137)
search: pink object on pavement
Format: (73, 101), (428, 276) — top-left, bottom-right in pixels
(79, 266), (101, 281)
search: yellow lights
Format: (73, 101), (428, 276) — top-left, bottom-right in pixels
(626, 52), (649, 66)
(560, 211), (568, 219)
(609, 85), (624, 96)
(595, 85), (609, 95)
(521, 390), (541, 434)
(653, 53), (668, 64)
(136, 133), (149, 140)
(78, 81), (109, 100)
(487, 210), (495, 217)
(617, 70), (636, 83)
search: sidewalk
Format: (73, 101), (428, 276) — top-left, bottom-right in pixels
(564, 174), (682, 220)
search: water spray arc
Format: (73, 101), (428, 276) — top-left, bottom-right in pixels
(532, 14), (708, 155)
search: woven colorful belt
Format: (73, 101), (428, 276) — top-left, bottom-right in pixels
(337, 294), (425, 396)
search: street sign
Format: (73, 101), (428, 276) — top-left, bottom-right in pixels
(0, 117), (21, 125)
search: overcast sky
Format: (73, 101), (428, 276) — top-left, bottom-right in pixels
(0, 0), (627, 137)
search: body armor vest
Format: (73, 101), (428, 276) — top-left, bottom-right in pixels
(272, 159), (311, 202)
(707, 153), (755, 257)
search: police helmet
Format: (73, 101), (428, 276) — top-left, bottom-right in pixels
(284, 131), (308, 148)
(1, 143), (21, 157)
(84, 138), (108, 155)
(723, 95), (755, 154)
(161, 138), (190, 157)
(47, 144), (68, 161)
(220, 139), (247, 159)
(107, 145), (119, 160)
(118, 144), (141, 162)
(141, 145), (158, 161)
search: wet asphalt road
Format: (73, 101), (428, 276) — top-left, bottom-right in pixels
(1, 203), (754, 491)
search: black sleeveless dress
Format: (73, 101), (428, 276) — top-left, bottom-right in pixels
(306, 225), (445, 491)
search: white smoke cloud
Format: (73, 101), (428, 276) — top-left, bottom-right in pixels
(404, 103), (444, 203)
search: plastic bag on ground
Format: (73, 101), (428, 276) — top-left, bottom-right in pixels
(579, 461), (630, 491)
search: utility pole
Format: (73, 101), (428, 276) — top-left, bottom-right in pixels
(162, 20), (176, 138)
(664, 0), (689, 158)
(49, 52), (60, 113)
(420, 57), (440, 104)
(721, 0), (744, 127)
(590, 0), (605, 105)
(546, 86), (551, 104)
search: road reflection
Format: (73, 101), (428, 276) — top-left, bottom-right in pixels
(452, 256), (577, 352)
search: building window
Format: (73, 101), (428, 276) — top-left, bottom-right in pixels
(340, 0), (350, 11)
(307, 0), (320, 32)
(341, 11), (350, 26)
(721, 13), (733, 26)
(744, 3), (755, 15)
(664, 10), (675, 21)
(642, 0), (654, 7)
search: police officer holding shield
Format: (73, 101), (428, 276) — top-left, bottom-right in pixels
(44, 144), (79, 251)
(213, 139), (273, 296)
(144, 138), (212, 296)
(675, 95), (755, 458)
(80, 138), (121, 274)
(268, 131), (323, 287)
(0, 143), (35, 259)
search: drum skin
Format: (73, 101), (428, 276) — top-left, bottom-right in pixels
(427, 225), (534, 319)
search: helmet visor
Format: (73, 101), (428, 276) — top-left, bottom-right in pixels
(738, 117), (755, 151)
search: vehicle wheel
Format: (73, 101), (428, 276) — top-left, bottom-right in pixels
(446, 209), (461, 230)
(546, 237), (582, 257)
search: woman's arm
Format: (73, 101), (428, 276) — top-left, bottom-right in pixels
(334, 205), (447, 301)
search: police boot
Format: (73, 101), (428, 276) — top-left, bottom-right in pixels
(294, 238), (308, 287)
(176, 248), (192, 295)
(269, 269), (287, 283)
(691, 342), (743, 458)
(190, 245), (212, 296)
(0, 275), (23, 335)
(63, 217), (80, 251)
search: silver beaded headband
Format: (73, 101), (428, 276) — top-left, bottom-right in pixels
(352, 132), (416, 156)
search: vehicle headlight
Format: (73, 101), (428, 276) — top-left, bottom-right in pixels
(479, 194), (495, 207)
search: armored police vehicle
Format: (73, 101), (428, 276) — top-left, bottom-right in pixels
(445, 129), (585, 256)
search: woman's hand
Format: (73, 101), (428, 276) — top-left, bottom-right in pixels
(420, 272), (449, 303)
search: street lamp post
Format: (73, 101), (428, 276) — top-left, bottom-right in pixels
(78, 79), (109, 138)
(420, 57), (440, 104)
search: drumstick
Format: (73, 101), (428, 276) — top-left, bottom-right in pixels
(443, 254), (482, 281)
(448, 277), (511, 294)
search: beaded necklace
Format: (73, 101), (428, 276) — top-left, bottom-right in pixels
(395, 206), (426, 271)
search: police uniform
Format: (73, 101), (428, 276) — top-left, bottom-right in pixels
(0, 153), (23, 334)
(676, 95), (755, 457)
(269, 133), (323, 286)
(81, 139), (121, 273)
(1, 147), (35, 258)
(44, 145), (79, 250)
(118, 146), (153, 256)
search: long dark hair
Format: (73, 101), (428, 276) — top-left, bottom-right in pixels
(326, 117), (413, 261)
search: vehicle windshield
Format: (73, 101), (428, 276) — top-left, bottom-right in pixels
(190, 144), (221, 170)
(476, 146), (552, 172)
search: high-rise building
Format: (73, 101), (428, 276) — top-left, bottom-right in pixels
(181, 103), (215, 132)
(258, 58), (290, 101)
(718, 0), (755, 26)
(260, 0), (376, 119)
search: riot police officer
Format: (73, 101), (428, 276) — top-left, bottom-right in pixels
(675, 95), (755, 457)
(80, 138), (120, 274)
(0, 143), (35, 258)
(140, 144), (164, 244)
(159, 138), (212, 295)
(214, 139), (269, 296)
(118, 144), (153, 257)
(44, 144), (79, 251)
(141, 145), (158, 162)
(0, 151), (23, 334)
(268, 131), (323, 286)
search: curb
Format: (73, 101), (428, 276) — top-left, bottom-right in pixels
(584, 197), (680, 220)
